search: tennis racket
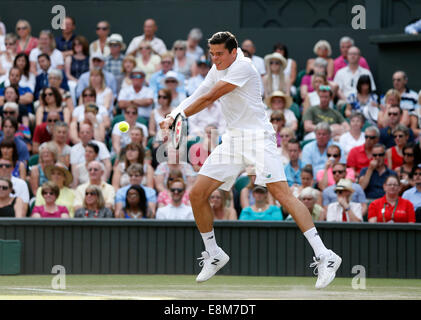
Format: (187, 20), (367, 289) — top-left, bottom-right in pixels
(170, 113), (186, 149)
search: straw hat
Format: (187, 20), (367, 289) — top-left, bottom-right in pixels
(335, 179), (354, 193)
(265, 90), (293, 109)
(44, 162), (73, 187)
(264, 52), (287, 70)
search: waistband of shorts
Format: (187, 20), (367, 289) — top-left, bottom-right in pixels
(225, 127), (271, 137)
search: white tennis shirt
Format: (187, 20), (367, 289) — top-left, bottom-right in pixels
(176, 49), (274, 134)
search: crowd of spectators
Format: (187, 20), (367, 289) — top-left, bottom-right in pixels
(0, 16), (420, 223)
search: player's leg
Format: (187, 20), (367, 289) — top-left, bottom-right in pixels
(189, 174), (230, 282)
(266, 181), (342, 289)
(189, 174), (223, 234)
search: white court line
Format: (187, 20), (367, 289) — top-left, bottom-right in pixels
(6, 287), (173, 300)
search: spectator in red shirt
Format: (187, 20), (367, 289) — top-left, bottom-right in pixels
(368, 175), (415, 223)
(347, 125), (380, 176)
(32, 110), (60, 154)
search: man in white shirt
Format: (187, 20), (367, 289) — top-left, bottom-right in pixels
(126, 19), (167, 56)
(155, 178), (194, 220)
(70, 122), (111, 180)
(333, 46), (376, 101)
(117, 67), (154, 119)
(0, 157), (29, 214)
(160, 31), (341, 288)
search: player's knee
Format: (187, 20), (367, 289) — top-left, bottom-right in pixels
(189, 187), (210, 204)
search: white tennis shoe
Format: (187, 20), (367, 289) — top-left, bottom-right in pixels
(310, 250), (342, 289)
(196, 249), (230, 283)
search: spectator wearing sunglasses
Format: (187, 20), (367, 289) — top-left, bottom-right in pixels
(73, 160), (115, 213)
(322, 163), (367, 216)
(379, 104), (415, 149)
(0, 177), (25, 218)
(74, 185), (113, 218)
(317, 145), (355, 191)
(104, 34), (126, 80)
(148, 52), (185, 99)
(0, 138), (26, 179)
(35, 86), (70, 126)
(15, 20), (38, 56)
(161, 71), (187, 108)
(117, 67), (154, 120)
(70, 87), (110, 143)
(359, 144), (397, 200)
(0, 157), (29, 214)
(131, 40), (161, 84)
(402, 164), (421, 213)
(148, 88), (173, 138)
(262, 52), (288, 99)
(34, 161), (75, 217)
(347, 126), (380, 176)
(303, 85), (349, 141)
(394, 143), (417, 191)
(155, 178), (194, 220)
(89, 21), (111, 58)
(386, 124), (410, 170)
(31, 181), (69, 218)
(326, 179), (363, 222)
(172, 40), (196, 80)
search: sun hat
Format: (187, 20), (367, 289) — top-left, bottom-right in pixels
(264, 52), (287, 70)
(265, 90), (293, 109)
(252, 185), (268, 193)
(106, 33), (126, 51)
(44, 162), (73, 187)
(335, 179), (354, 193)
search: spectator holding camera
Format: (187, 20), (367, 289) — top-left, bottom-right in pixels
(326, 179), (363, 222)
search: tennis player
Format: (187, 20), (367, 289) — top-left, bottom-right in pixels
(160, 31), (341, 289)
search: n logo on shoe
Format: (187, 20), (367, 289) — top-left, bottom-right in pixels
(327, 261), (335, 268)
(211, 258), (220, 266)
(207, 236), (214, 240)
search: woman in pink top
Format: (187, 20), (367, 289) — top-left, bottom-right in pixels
(15, 20), (38, 56)
(317, 145), (355, 191)
(31, 181), (69, 218)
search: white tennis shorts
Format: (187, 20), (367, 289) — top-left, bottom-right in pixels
(198, 129), (287, 191)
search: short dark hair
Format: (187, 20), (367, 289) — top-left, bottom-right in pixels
(37, 53), (50, 62)
(302, 164), (314, 177)
(86, 142), (100, 155)
(208, 31), (238, 53)
(287, 138), (301, 148)
(372, 143), (386, 153)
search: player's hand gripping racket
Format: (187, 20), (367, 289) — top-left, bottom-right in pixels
(170, 113), (186, 150)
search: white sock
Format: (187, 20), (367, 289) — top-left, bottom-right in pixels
(304, 227), (329, 258)
(201, 230), (220, 256)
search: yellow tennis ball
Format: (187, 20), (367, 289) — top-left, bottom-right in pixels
(118, 121), (130, 133)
